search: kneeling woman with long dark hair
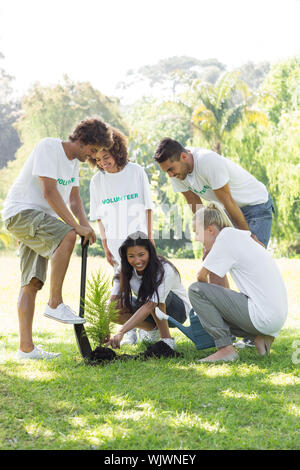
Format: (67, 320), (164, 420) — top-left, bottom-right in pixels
(106, 232), (190, 350)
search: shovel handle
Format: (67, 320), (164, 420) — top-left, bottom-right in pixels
(74, 237), (92, 359)
(79, 237), (89, 317)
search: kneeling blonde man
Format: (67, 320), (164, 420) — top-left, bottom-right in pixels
(189, 203), (288, 363)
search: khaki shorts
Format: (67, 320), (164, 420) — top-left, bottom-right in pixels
(5, 209), (74, 288)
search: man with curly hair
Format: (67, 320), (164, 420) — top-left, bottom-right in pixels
(88, 127), (155, 345)
(2, 117), (113, 360)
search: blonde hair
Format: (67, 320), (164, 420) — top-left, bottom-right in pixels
(194, 202), (233, 231)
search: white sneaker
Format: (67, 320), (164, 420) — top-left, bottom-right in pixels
(139, 328), (160, 344)
(233, 338), (256, 349)
(161, 338), (176, 350)
(120, 329), (138, 345)
(43, 303), (86, 324)
(233, 340), (246, 349)
(17, 345), (61, 360)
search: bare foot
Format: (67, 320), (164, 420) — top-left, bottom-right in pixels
(254, 335), (274, 356)
(198, 345), (239, 363)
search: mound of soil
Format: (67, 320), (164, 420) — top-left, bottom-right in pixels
(88, 346), (133, 365)
(90, 346), (117, 362)
(138, 341), (183, 360)
(87, 341), (183, 366)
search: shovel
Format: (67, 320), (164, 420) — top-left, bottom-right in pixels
(74, 237), (92, 359)
(155, 307), (215, 350)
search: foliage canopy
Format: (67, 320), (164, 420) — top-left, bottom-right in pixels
(0, 56), (299, 256)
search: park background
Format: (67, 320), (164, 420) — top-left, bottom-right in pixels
(0, 0), (299, 451)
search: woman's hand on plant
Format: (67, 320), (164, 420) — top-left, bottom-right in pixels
(103, 334), (110, 344)
(106, 332), (123, 349)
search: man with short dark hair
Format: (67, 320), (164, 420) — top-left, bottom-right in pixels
(2, 117), (113, 360)
(154, 137), (274, 248)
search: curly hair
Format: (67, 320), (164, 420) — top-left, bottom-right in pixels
(87, 126), (129, 171)
(69, 117), (113, 149)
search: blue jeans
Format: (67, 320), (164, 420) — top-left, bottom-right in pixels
(131, 291), (187, 327)
(241, 194), (274, 247)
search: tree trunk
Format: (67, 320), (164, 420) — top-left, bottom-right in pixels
(213, 140), (222, 154)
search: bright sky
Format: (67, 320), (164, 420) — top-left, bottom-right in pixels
(0, 0), (299, 100)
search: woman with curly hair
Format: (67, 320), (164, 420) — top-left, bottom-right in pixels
(88, 127), (154, 345)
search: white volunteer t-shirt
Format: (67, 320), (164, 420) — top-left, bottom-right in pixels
(2, 138), (79, 220)
(202, 227), (288, 336)
(171, 147), (268, 207)
(89, 162), (153, 264)
(111, 261), (191, 316)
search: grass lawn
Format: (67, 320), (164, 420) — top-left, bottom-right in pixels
(0, 252), (299, 450)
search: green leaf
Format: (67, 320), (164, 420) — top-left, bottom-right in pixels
(82, 269), (118, 347)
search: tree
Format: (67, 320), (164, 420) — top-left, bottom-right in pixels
(190, 71), (268, 153)
(117, 56), (226, 101)
(16, 75), (127, 145)
(260, 111), (300, 254)
(0, 52), (21, 169)
(235, 61), (270, 90)
(83, 270), (118, 347)
(125, 97), (196, 257)
(260, 57), (300, 125)
(138, 56), (225, 92)
(224, 56), (300, 255)
(224, 123), (269, 189)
